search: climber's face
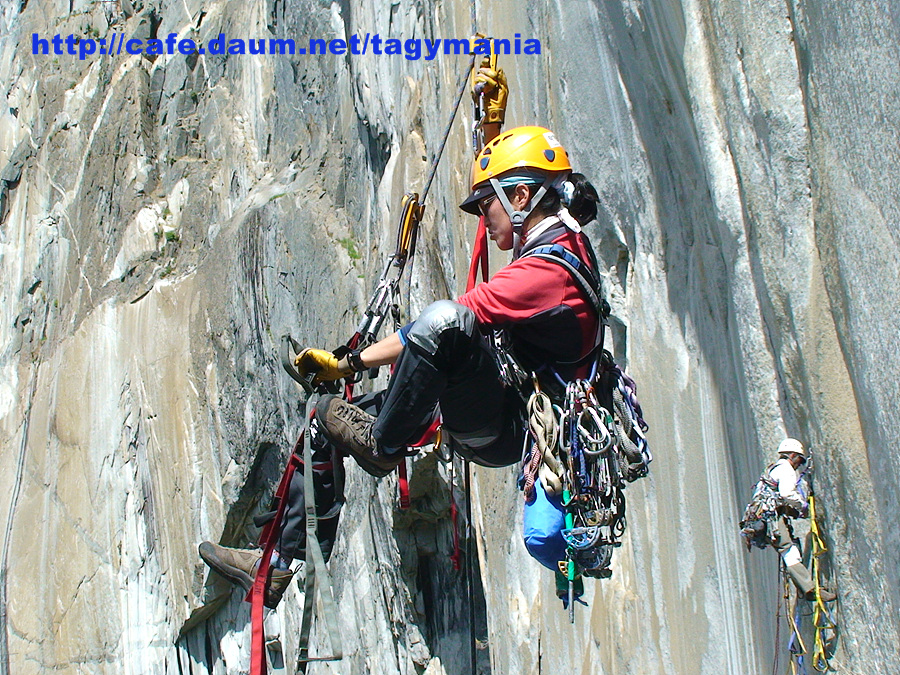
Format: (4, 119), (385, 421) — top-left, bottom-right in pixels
(480, 184), (530, 251)
(479, 193), (513, 250)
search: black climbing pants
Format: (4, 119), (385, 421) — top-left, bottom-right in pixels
(277, 300), (526, 561)
(374, 300), (526, 467)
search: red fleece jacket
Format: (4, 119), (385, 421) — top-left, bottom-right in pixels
(456, 228), (599, 374)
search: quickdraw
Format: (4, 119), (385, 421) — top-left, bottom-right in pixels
(344, 192), (425, 361)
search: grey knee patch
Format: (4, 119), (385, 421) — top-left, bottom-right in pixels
(406, 300), (476, 356)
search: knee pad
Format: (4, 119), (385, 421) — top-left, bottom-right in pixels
(406, 300), (476, 357)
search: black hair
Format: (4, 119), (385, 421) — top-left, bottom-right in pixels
(565, 173), (600, 226)
(522, 172), (599, 226)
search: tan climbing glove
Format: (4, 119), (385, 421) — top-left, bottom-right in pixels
(473, 60), (508, 124)
(293, 348), (351, 384)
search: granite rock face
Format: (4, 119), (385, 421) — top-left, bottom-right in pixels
(0, 0), (897, 673)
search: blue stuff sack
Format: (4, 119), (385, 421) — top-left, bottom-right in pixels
(523, 477), (566, 572)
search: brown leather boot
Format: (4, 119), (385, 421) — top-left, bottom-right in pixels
(316, 395), (403, 477)
(199, 542), (295, 609)
(786, 563), (837, 602)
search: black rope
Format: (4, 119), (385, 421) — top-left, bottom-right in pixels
(465, 459), (477, 675)
(773, 557), (787, 675)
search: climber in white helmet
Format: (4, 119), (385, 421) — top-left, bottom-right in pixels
(767, 438), (836, 602)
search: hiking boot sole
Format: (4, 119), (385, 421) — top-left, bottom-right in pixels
(199, 541), (255, 592)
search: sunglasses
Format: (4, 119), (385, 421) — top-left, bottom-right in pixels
(478, 194), (497, 215)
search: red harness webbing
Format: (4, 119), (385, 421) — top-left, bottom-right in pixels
(248, 443), (303, 675)
(448, 217), (489, 569)
(466, 218), (490, 293)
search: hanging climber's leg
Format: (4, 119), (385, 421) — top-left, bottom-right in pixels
(199, 417), (346, 609)
(773, 518), (836, 602)
(319, 300), (524, 475)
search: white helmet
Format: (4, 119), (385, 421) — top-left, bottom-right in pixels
(778, 438), (806, 458)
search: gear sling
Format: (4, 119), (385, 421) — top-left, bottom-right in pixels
(508, 238), (652, 619)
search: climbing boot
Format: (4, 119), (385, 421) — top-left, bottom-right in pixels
(316, 395), (403, 478)
(199, 542), (295, 609)
(786, 563), (836, 602)
(806, 587), (837, 603)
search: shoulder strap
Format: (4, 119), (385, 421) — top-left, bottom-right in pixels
(517, 237), (615, 375)
(522, 244), (609, 317)
(760, 463), (780, 488)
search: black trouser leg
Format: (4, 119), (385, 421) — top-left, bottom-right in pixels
(373, 300), (525, 467)
(277, 422), (344, 563)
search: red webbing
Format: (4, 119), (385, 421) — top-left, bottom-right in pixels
(249, 447), (303, 675)
(466, 217), (489, 291)
(449, 497), (461, 571)
(397, 459), (411, 509)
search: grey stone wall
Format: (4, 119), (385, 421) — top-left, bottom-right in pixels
(0, 0), (896, 673)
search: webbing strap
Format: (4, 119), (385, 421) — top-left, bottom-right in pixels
(521, 243), (609, 364)
(248, 444), (303, 675)
(449, 461), (461, 571)
(522, 244), (605, 320)
(466, 217), (490, 291)
(809, 494), (837, 671)
(397, 459), (411, 509)
(248, 394), (343, 675)
(297, 392), (343, 668)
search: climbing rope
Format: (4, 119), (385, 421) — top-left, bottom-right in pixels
(524, 387), (563, 499)
(772, 556), (783, 675)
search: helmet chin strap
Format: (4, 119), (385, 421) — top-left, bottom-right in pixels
(489, 177), (550, 235)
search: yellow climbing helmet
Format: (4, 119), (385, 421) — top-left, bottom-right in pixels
(460, 126), (572, 217)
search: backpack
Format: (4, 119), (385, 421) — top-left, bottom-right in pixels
(739, 464), (781, 550)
